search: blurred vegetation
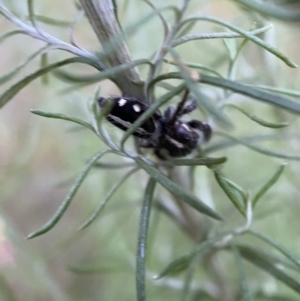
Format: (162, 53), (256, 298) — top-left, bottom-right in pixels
(1, 0), (300, 300)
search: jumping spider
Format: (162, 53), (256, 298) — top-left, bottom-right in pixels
(98, 91), (212, 159)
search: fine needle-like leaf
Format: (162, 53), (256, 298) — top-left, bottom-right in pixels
(163, 59), (224, 78)
(181, 15), (297, 68)
(149, 73), (300, 115)
(27, 0), (37, 29)
(136, 157), (222, 221)
(170, 156), (227, 166)
(233, 0), (300, 22)
(27, 150), (111, 239)
(252, 163), (286, 208)
(154, 232), (230, 279)
(136, 177), (156, 301)
(214, 171), (246, 216)
(30, 110), (95, 133)
(247, 230), (300, 270)
(0, 57), (97, 108)
(54, 58), (151, 84)
(215, 132), (300, 161)
(237, 245), (300, 294)
(0, 45), (51, 86)
(40, 52), (49, 84)
(26, 15), (71, 27)
(232, 244), (251, 301)
(172, 24), (272, 47)
(0, 30), (25, 43)
(78, 167), (139, 230)
(226, 104), (289, 128)
(205, 133), (300, 155)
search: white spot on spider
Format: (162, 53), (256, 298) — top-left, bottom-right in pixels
(181, 124), (192, 132)
(133, 104), (141, 112)
(118, 98), (127, 106)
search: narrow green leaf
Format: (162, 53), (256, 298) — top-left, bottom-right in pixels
(223, 38), (237, 60)
(226, 104), (289, 128)
(92, 162), (136, 169)
(237, 245), (300, 294)
(30, 110), (95, 132)
(233, 0), (300, 22)
(52, 70), (102, 84)
(205, 133), (300, 155)
(181, 255), (198, 301)
(181, 15), (297, 68)
(27, 150), (111, 239)
(232, 245), (251, 301)
(136, 178), (156, 301)
(40, 52), (49, 84)
(150, 72), (300, 115)
(100, 5), (178, 59)
(136, 157), (222, 221)
(252, 164), (286, 208)
(73, 0), (81, 11)
(170, 156), (227, 166)
(200, 75), (300, 113)
(155, 254), (193, 279)
(239, 247), (300, 273)
(175, 18), (197, 39)
(247, 230), (300, 271)
(121, 84), (186, 148)
(172, 24), (272, 47)
(27, 0), (37, 28)
(169, 48), (231, 126)
(0, 30), (25, 43)
(228, 38), (249, 80)
(78, 167), (139, 230)
(215, 131), (300, 160)
(27, 15), (71, 27)
(144, 0), (169, 38)
(214, 171), (246, 216)
(163, 59), (224, 78)
(0, 57), (96, 108)
(154, 232), (229, 279)
(0, 45), (51, 86)
(53, 58), (151, 84)
(253, 85), (300, 98)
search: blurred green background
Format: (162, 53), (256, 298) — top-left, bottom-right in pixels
(0, 0), (300, 300)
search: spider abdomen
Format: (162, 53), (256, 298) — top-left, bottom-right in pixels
(98, 96), (160, 138)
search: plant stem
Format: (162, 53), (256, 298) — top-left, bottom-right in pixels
(79, 0), (144, 98)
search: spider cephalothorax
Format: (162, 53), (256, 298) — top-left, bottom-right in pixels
(98, 91), (211, 159)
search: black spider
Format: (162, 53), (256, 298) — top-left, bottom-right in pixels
(98, 91), (211, 159)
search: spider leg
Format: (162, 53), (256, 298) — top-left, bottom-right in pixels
(163, 105), (176, 122)
(168, 90), (189, 125)
(179, 98), (197, 116)
(187, 120), (212, 142)
(167, 91), (197, 122)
